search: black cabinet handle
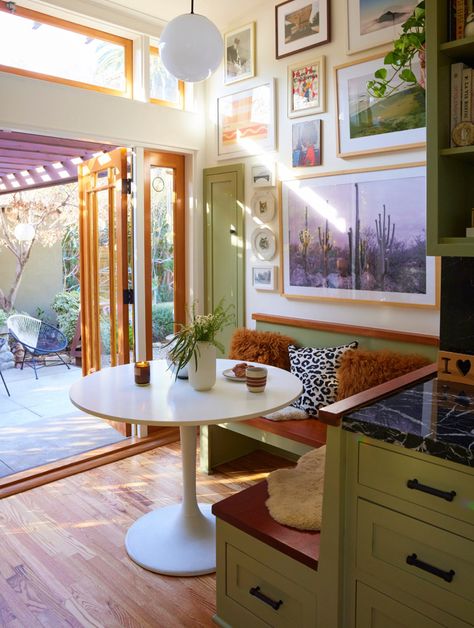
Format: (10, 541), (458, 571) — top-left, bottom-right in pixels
(406, 478), (456, 502)
(406, 553), (455, 583)
(249, 586), (283, 610)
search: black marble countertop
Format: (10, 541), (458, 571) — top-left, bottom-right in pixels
(343, 378), (474, 468)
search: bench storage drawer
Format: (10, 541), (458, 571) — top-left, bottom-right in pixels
(226, 544), (317, 627)
(356, 499), (474, 623)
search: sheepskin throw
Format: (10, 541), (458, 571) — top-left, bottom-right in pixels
(266, 445), (326, 531)
(336, 349), (431, 400)
(229, 328), (295, 371)
(263, 406), (309, 421)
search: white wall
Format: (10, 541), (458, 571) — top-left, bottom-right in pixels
(205, 0), (438, 336)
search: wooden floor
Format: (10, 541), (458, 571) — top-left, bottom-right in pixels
(0, 442), (292, 628)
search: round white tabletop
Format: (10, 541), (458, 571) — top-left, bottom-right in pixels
(70, 359), (303, 577)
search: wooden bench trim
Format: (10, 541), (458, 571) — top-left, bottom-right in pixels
(212, 479), (320, 570)
(244, 417), (327, 448)
(318, 363), (438, 426)
(252, 313), (439, 347)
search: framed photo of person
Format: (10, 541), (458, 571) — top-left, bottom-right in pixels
(288, 56), (325, 118)
(292, 119), (322, 167)
(224, 22), (256, 84)
(275, 0), (330, 59)
(347, 0), (419, 54)
(335, 53), (426, 158)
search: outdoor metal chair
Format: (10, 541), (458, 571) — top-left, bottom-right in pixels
(7, 314), (70, 380)
(0, 337), (10, 396)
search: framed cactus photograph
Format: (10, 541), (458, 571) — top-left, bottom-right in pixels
(279, 163), (438, 307)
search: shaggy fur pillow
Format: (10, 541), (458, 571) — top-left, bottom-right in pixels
(336, 349), (431, 400)
(228, 328), (295, 371)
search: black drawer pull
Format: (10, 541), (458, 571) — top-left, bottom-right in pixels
(406, 478), (456, 502)
(249, 586), (283, 610)
(406, 553), (455, 583)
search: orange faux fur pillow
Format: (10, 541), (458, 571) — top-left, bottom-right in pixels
(228, 328), (295, 371)
(336, 349), (431, 400)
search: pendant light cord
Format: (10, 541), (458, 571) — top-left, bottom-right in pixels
(190, 0), (194, 14)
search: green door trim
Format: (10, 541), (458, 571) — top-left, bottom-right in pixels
(204, 163), (245, 330)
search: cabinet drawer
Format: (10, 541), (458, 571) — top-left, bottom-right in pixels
(357, 499), (474, 623)
(358, 442), (474, 526)
(356, 581), (445, 628)
(226, 543), (317, 627)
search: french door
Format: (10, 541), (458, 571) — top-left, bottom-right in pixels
(78, 148), (133, 380)
(144, 151), (186, 359)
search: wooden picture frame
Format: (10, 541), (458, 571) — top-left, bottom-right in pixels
(279, 163), (439, 308)
(253, 266), (278, 291)
(275, 0), (330, 60)
(346, 0), (419, 55)
(217, 80), (276, 159)
(335, 53), (426, 158)
(288, 56), (325, 118)
(292, 119), (322, 167)
(224, 22), (256, 85)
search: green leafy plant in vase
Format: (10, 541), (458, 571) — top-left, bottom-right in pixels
(166, 300), (234, 390)
(367, 1), (425, 99)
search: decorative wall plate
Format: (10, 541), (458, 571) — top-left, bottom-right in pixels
(251, 227), (276, 261)
(251, 191), (276, 223)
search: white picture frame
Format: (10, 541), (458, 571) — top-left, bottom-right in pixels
(253, 266), (277, 291)
(251, 163), (276, 187)
(251, 191), (276, 223)
(224, 22), (256, 85)
(347, 0), (419, 55)
(217, 80), (276, 159)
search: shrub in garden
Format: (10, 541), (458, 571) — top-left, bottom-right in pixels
(51, 291), (80, 344)
(152, 302), (174, 342)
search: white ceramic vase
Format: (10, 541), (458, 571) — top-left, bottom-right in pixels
(188, 341), (216, 391)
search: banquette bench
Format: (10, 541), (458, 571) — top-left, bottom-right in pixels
(200, 313), (439, 474)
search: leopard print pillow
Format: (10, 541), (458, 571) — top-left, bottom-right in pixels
(289, 342), (358, 416)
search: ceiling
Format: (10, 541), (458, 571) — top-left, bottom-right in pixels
(0, 131), (116, 195)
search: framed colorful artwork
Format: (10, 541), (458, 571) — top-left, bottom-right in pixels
(335, 53), (426, 158)
(280, 163), (439, 308)
(275, 0), (330, 60)
(347, 0), (419, 54)
(292, 119), (321, 167)
(288, 56), (325, 118)
(224, 22), (256, 85)
(217, 80), (276, 159)
(253, 266), (278, 291)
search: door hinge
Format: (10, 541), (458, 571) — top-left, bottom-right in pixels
(122, 178), (132, 194)
(123, 288), (134, 305)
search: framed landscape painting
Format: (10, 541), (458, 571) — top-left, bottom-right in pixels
(224, 22), (255, 85)
(288, 56), (325, 117)
(335, 54), (426, 157)
(280, 164), (438, 308)
(347, 0), (419, 54)
(217, 80), (276, 158)
(276, 0), (330, 59)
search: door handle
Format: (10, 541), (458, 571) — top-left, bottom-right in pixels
(229, 227), (237, 234)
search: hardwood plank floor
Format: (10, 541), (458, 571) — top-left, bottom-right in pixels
(0, 442), (292, 627)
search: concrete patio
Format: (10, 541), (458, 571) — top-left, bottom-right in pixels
(0, 361), (127, 478)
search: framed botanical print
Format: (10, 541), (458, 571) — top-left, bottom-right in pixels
(280, 163), (438, 308)
(275, 0), (330, 59)
(335, 53), (425, 158)
(288, 56), (325, 118)
(224, 22), (256, 84)
(347, 0), (419, 54)
(217, 80), (276, 158)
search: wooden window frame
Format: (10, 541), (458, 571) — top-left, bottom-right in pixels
(0, 1), (133, 98)
(149, 46), (185, 110)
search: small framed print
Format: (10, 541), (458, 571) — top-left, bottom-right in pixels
(224, 22), (256, 85)
(253, 266), (277, 291)
(251, 191), (276, 223)
(251, 163), (276, 187)
(251, 227), (277, 261)
(275, 0), (330, 60)
(288, 56), (325, 118)
(292, 119), (321, 167)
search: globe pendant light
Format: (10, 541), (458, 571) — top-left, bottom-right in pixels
(159, 0), (223, 82)
(14, 222), (35, 241)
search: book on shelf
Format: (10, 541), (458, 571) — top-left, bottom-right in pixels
(462, 67), (472, 121)
(451, 62), (468, 145)
(449, 0), (474, 40)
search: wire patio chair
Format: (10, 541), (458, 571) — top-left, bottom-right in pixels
(7, 314), (70, 380)
(0, 338), (10, 396)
